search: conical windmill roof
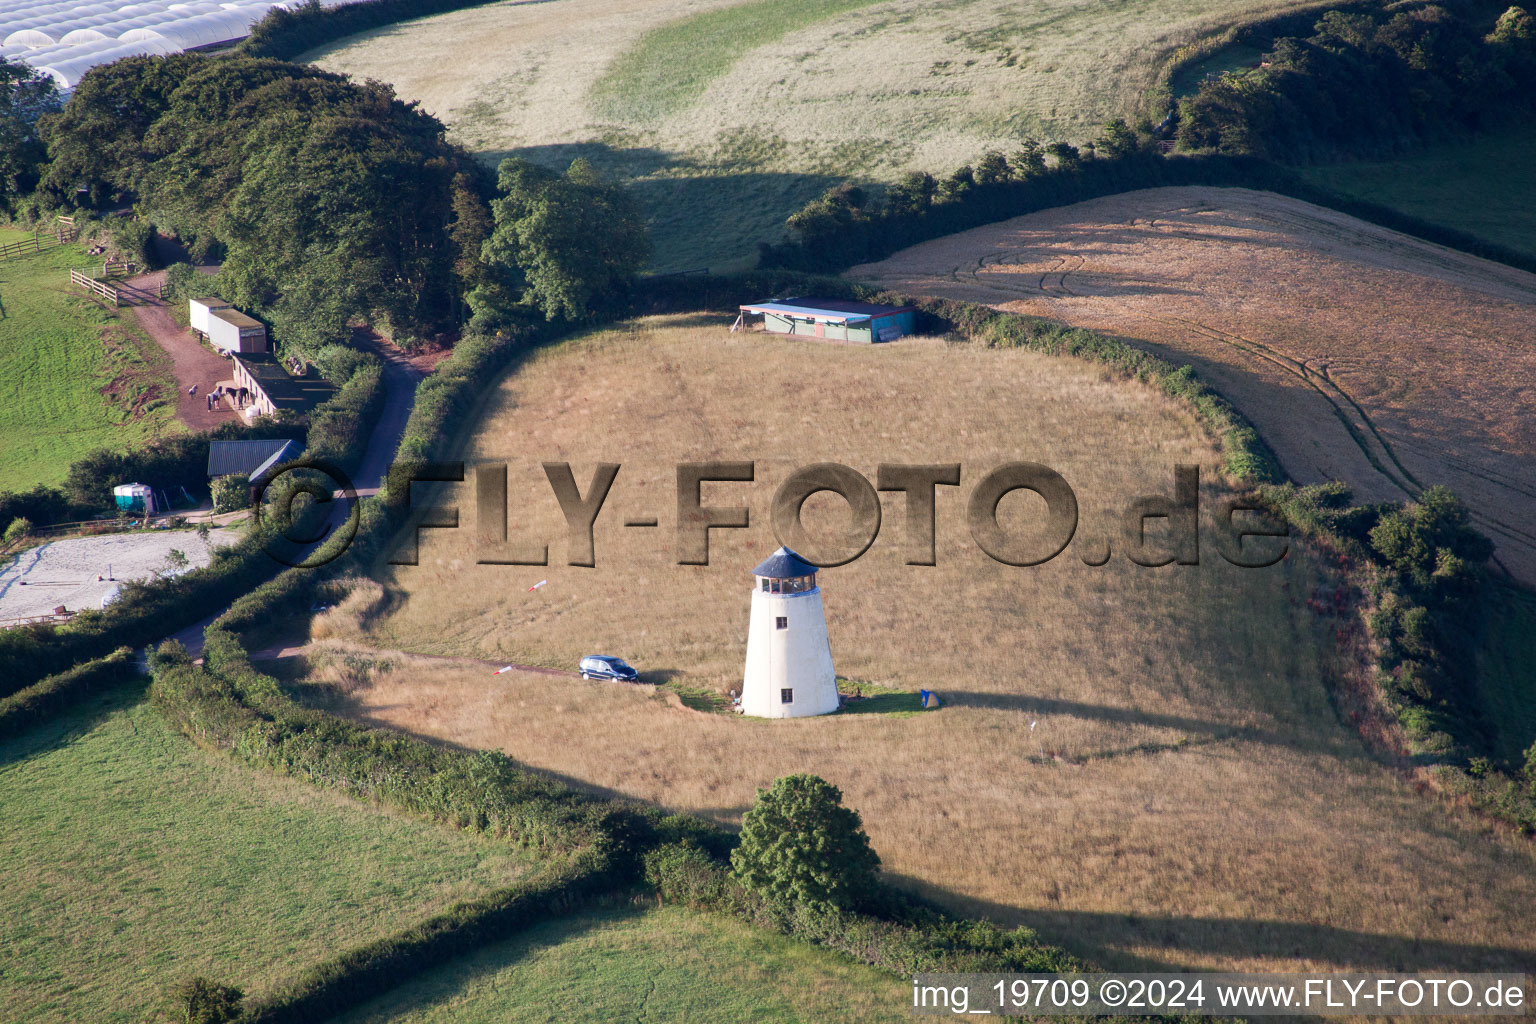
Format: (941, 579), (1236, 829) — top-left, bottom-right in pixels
(751, 546), (820, 578)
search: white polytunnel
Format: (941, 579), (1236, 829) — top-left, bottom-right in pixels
(27, 35), (176, 87)
(3, 0), (290, 89)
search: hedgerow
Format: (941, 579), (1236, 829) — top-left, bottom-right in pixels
(761, 146), (1536, 277)
(238, 0), (511, 62)
(0, 646), (136, 739)
(1263, 481), (1536, 833)
(643, 841), (1081, 977)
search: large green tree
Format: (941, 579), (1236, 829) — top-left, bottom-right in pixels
(478, 157), (649, 322)
(0, 57), (60, 211)
(731, 774), (880, 913)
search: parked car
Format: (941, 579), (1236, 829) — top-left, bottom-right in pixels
(579, 655), (638, 681)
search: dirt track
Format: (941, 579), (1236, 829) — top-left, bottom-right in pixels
(122, 266), (239, 431)
(850, 187), (1536, 584)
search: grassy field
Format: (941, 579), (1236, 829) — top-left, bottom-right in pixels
(293, 315), (1536, 974)
(1298, 124), (1536, 265)
(0, 228), (180, 492)
(849, 186), (1536, 586)
(326, 905), (911, 1023)
(0, 683), (529, 1023)
(307, 0), (1320, 271)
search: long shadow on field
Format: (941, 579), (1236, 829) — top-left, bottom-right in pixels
(477, 142), (840, 272)
(940, 690), (1315, 755)
(0, 674), (148, 768)
(891, 878), (1536, 974)
(317, 904), (629, 1021)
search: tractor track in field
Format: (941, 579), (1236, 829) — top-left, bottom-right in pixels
(854, 187), (1536, 584)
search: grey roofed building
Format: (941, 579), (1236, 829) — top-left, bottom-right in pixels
(751, 546), (821, 578)
(206, 438), (302, 483)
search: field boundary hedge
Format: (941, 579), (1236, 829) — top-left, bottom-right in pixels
(0, 646), (136, 739)
(761, 150), (1536, 278)
(243, 855), (619, 1024)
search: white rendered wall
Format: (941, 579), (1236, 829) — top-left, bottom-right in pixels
(741, 587), (837, 718)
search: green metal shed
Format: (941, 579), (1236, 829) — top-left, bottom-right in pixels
(733, 297), (917, 343)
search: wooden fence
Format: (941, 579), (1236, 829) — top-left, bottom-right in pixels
(0, 219), (78, 262)
(70, 268), (120, 306)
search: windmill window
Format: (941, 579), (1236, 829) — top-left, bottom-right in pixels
(775, 616), (788, 630)
(781, 688), (794, 704)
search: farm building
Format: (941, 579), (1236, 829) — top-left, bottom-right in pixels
(190, 298), (267, 353)
(229, 353), (336, 420)
(206, 438), (302, 485)
(735, 297), (916, 343)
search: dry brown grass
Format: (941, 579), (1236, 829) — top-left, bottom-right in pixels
(850, 186), (1536, 585)
(299, 317), (1536, 976)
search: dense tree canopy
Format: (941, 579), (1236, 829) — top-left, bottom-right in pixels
(37, 55), (477, 347)
(0, 57), (60, 212)
(476, 157), (650, 322)
(1178, 4), (1536, 160)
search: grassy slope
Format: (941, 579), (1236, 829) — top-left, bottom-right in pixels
(327, 905), (911, 1024)
(0, 228), (180, 491)
(308, 0), (1319, 271)
(1478, 582), (1536, 766)
(0, 685), (528, 1024)
(1297, 124), (1536, 263)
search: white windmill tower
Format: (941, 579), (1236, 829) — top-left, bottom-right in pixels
(740, 547), (839, 718)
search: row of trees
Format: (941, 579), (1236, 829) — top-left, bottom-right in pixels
(1177, 4), (1536, 160)
(762, 120), (1177, 271)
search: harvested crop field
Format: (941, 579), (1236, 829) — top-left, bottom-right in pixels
(307, 0), (1318, 271)
(850, 186), (1536, 584)
(294, 317), (1536, 976)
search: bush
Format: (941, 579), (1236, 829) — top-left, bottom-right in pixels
(164, 977), (243, 1024)
(304, 355), (385, 476)
(211, 476), (250, 513)
(3, 515), (32, 545)
(731, 774), (881, 914)
(108, 215), (159, 270)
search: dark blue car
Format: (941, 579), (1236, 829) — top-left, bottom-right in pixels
(579, 655), (638, 682)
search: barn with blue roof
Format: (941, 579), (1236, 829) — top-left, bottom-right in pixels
(734, 296), (916, 343)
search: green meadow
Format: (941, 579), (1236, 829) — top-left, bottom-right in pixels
(0, 228), (180, 491)
(326, 905), (912, 1024)
(0, 684), (529, 1023)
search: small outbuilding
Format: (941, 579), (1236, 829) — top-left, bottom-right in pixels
(206, 438), (303, 486)
(190, 298), (268, 353)
(734, 297), (916, 343)
(112, 482), (155, 515)
(188, 297), (232, 338)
